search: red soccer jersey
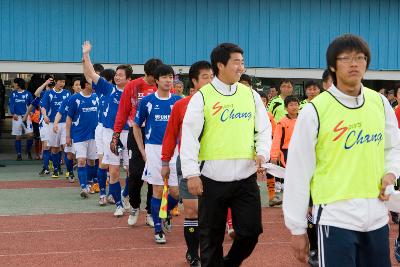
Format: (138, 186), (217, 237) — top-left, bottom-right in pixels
(161, 95), (192, 162)
(114, 77), (157, 133)
(395, 105), (400, 128)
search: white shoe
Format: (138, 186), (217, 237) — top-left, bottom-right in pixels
(98, 195), (107, 206)
(154, 231), (166, 244)
(114, 206), (124, 217)
(146, 214), (155, 227)
(107, 194), (115, 204)
(128, 208), (139, 226)
(161, 217), (172, 233)
(275, 181), (282, 193)
(80, 187), (89, 198)
(122, 195), (131, 211)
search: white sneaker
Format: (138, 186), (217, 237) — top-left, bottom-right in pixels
(128, 208), (139, 226)
(275, 181), (282, 193)
(80, 187), (89, 198)
(122, 195), (131, 211)
(107, 194), (115, 204)
(154, 231), (166, 244)
(161, 217), (172, 233)
(98, 195), (107, 206)
(146, 214), (155, 227)
(114, 206), (124, 217)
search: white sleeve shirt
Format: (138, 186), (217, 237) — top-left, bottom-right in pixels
(180, 77), (272, 182)
(283, 84), (400, 235)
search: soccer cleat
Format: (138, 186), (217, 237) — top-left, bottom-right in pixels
(88, 184), (95, 194)
(146, 214), (155, 227)
(308, 249), (319, 267)
(52, 171), (59, 179)
(122, 195), (131, 211)
(98, 195), (107, 206)
(114, 206), (124, 217)
(39, 168), (50, 176)
(161, 216), (172, 233)
(127, 208), (139, 226)
(395, 239), (400, 263)
(68, 172), (75, 183)
(171, 205), (180, 216)
(65, 171), (69, 179)
(92, 183), (100, 193)
(107, 194), (115, 204)
(269, 195), (283, 207)
(186, 251), (201, 267)
(275, 181), (282, 193)
(154, 231), (166, 244)
(80, 188), (89, 198)
(16, 154), (22, 161)
(27, 152), (33, 160)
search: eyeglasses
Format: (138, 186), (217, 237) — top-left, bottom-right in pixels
(336, 56), (367, 63)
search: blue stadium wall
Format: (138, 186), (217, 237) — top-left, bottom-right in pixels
(0, 0), (399, 70)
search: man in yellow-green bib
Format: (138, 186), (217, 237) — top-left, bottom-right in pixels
(180, 43), (272, 267)
(283, 34), (400, 266)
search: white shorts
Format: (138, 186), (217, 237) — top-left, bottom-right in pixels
(48, 122), (66, 147)
(11, 116), (33, 136)
(64, 142), (75, 154)
(142, 144), (178, 186)
(39, 123), (50, 141)
(102, 127), (129, 166)
(95, 123), (104, 155)
(74, 139), (97, 160)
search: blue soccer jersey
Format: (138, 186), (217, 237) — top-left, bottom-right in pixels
(40, 89), (71, 123)
(93, 77), (128, 130)
(67, 92), (99, 142)
(135, 92), (181, 145)
(8, 90), (33, 115)
(98, 95), (107, 124)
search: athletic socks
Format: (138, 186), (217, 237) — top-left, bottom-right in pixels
(64, 154), (73, 173)
(51, 153), (59, 171)
(43, 149), (50, 170)
(151, 197), (162, 233)
(109, 182), (122, 207)
(307, 213), (318, 251)
(98, 168), (107, 196)
(15, 140), (22, 155)
(184, 218), (199, 258)
(87, 165), (97, 184)
(26, 139), (33, 153)
(167, 194), (179, 213)
(77, 166), (88, 189)
(122, 176), (129, 198)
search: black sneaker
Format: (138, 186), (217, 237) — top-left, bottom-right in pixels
(52, 171), (59, 179)
(39, 168), (50, 176)
(27, 152), (32, 160)
(186, 251), (201, 267)
(308, 249), (319, 267)
(68, 172), (75, 183)
(16, 154), (22, 161)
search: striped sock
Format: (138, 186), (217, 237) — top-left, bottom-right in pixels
(184, 218), (199, 258)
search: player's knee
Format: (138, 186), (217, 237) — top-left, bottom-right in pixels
(169, 186), (179, 199)
(77, 158), (86, 167)
(152, 185), (163, 198)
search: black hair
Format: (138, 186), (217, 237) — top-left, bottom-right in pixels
(188, 61), (212, 88)
(259, 92), (267, 99)
(326, 34), (371, 85)
(71, 77), (82, 87)
(305, 80), (319, 90)
(284, 95), (299, 107)
(44, 74), (53, 80)
(154, 64), (175, 80)
(93, 63), (104, 74)
(239, 74), (252, 85)
(116, 64), (133, 79)
(13, 78), (26, 89)
(279, 79), (293, 87)
(54, 74), (67, 81)
(100, 69), (116, 83)
(144, 58), (163, 76)
(210, 43), (243, 76)
(322, 69), (331, 82)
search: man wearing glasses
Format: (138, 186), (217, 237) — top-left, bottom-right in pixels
(283, 34), (400, 266)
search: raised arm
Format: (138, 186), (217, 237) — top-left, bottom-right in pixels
(34, 78), (52, 97)
(82, 41), (100, 84)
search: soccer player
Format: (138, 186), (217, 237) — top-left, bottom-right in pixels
(268, 80), (294, 121)
(133, 64), (181, 244)
(82, 41), (131, 217)
(161, 61), (213, 264)
(9, 78), (34, 160)
(40, 74), (71, 178)
(66, 78), (98, 198)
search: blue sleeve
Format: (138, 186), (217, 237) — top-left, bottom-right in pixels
(27, 92), (33, 105)
(93, 77), (112, 96)
(31, 97), (41, 108)
(40, 91), (49, 111)
(8, 92), (15, 114)
(67, 96), (76, 119)
(134, 97), (147, 126)
(58, 98), (68, 115)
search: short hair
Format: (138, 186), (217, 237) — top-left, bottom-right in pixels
(322, 69), (331, 82)
(173, 80), (183, 87)
(144, 58), (163, 76)
(93, 63), (104, 74)
(279, 79), (293, 87)
(326, 34), (371, 85)
(305, 80), (319, 90)
(13, 78), (25, 89)
(100, 69), (116, 83)
(284, 95), (299, 107)
(210, 43), (243, 76)
(188, 61), (212, 87)
(239, 74), (252, 85)
(154, 64), (175, 80)
(258, 92), (267, 99)
(54, 74), (67, 81)
(71, 77), (82, 86)
(116, 64), (133, 79)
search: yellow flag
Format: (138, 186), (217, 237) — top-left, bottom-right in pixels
(159, 176), (169, 219)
